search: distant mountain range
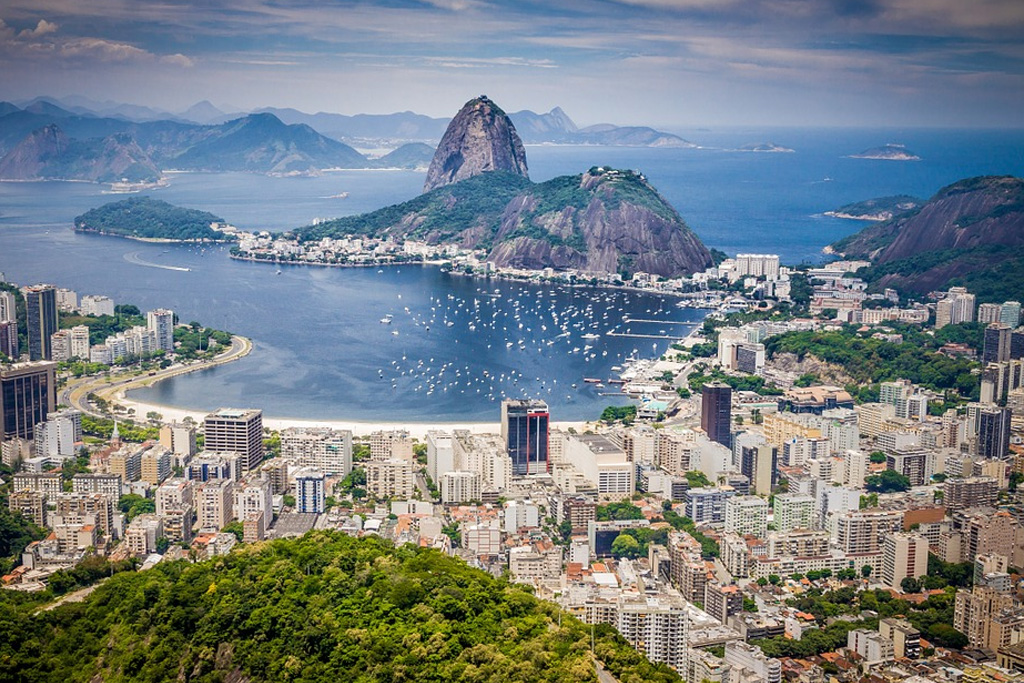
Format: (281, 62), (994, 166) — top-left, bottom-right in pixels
(0, 97), (695, 183)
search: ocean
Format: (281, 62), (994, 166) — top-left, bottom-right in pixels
(1, 126), (1022, 421)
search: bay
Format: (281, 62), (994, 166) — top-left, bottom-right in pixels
(1, 127), (1022, 422)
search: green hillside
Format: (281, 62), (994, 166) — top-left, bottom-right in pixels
(74, 196), (232, 241)
(0, 532), (680, 683)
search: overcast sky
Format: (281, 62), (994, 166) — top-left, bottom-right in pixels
(1, 0), (1022, 128)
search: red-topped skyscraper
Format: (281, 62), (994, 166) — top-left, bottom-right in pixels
(701, 382), (733, 448)
(501, 399), (549, 476)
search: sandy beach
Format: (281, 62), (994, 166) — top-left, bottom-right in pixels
(114, 393), (590, 440)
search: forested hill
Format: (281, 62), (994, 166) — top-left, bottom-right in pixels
(74, 196), (234, 242)
(0, 532), (680, 683)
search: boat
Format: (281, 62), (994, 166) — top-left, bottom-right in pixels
(582, 333), (600, 339)
(380, 315), (393, 324)
(583, 378), (601, 384)
(275, 269), (282, 275)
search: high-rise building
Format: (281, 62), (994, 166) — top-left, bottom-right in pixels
(984, 323), (1014, 364)
(294, 468), (326, 514)
(0, 290), (16, 323)
(364, 458), (414, 498)
(944, 476), (998, 511)
(279, 427), (352, 475)
(724, 495), (768, 538)
(0, 361), (56, 444)
(24, 285), (57, 361)
(196, 479), (233, 531)
(979, 303), (1003, 324)
(426, 430), (455, 481)
(159, 422), (197, 459)
(1001, 301), (1022, 328)
(79, 295), (115, 317)
(0, 320), (17, 360)
(977, 406), (1012, 459)
(146, 308), (175, 352)
(203, 408), (264, 473)
(881, 532), (929, 590)
(740, 443), (777, 495)
(701, 383), (732, 447)
(501, 399), (549, 476)
(440, 470), (482, 504)
(935, 287), (976, 329)
(773, 494), (816, 533)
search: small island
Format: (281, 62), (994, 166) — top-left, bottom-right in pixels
(824, 194), (923, 221)
(74, 196), (239, 242)
(848, 143), (921, 161)
(737, 142), (795, 153)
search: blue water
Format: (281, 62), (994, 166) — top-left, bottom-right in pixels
(1, 128), (1022, 421)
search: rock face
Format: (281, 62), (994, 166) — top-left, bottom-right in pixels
(423, 96), (528, 192)
(488, 168), (712, 277)
(831, 175), (1024, 293)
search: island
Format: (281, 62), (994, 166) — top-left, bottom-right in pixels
(848, 143), (921, 161)
(824, 194), (923, 222)
(74, 196), (239, 242)
(737, 142), (794, 153)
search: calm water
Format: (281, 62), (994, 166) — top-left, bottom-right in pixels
(2, 128), (1022, 420)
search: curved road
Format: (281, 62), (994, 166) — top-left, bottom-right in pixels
(61, 335), (252, 420)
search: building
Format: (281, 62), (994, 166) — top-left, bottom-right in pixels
(294, 468), (326, 514)
(109, 445), (142, 483)
(426, 430), (455, 482)
(440, 470), (482, 504)
(984, 324), (1014, 364)
(79, 294), (115, 317)
(34, 409), (81, 460)
(196, 479), (233, 531)
(881, 532), (929, 591)
(847, 629), (895, 664)
(684, 487), (729, 525)
(71, 473), (122, 498)
(124, 514), (163, 556)
(955, 585), (1017, 650)
(701, 383), (732, 447)
(280, 427), (352, 475)
(935, 287), (976, 328)
(704, 582), (743, 624)
(779, 385), (854, 414)
(1002, 301), (1022, 327)
(614, 595), (690, 672)
(879, 618), (921, 659)
(233, 476), (273, 531)
(8, 489), (47, 527)
(140, 446), (172, 485)
(886, 448), (929, 487)
(159, 422), (197, 459)
(740, 443), (777, 495)
(835, 509), (903, 555)
(364, 458), (414, 499)
(1, 361), (57, 457)
(977, 406), (1012, 459)
(501, 399), (549, 476)
(944, 477), (998, 511)
(188, 454), (238, 482)
(0, 290), (15, 323)
(12, 471), (62, 495)
(724, 495), (768, 538)
(203, 408), (264, 473)
(0, 320), (17, 359)
(562, 434), (634, 501)
(724, 641), (781, 683)
(773, 494), (816, 533)
(24, 285), (57, 360)
(146, 309), (175, 352)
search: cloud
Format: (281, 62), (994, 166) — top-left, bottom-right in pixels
(161, 53), (195, 67)
(19, 19), (57, 37)
(422, 55), (556, 69)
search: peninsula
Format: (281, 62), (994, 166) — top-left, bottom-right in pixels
(74, 196), (239, 242)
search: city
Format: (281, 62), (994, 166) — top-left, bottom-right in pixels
(3, 264), (1024, 683)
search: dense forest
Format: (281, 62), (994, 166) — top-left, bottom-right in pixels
(0, 531), (681, 683)
(74, 197), (233, 242)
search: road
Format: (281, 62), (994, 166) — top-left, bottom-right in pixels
(61, 335), (252, 419)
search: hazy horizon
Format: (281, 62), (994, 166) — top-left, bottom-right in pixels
(1, 0), (1022, 130)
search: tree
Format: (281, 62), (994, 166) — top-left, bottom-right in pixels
(282, 494), (296, 508)
(865, 469), (911, 493)
(861, 565), (873, 578)
(118, 494), (155, 522)
(610, 534), (642, 559)
(155, 536), (170, 553)
(869, 451), (887, 464)
(901, 576), (922, 594)
(222, 521), (244, 542)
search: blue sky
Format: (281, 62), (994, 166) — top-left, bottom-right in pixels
(1, 0), (1022, 127)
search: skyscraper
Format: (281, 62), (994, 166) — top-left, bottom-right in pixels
(977, 406), (1011, 460)
(501, 399), (549, 476)
(701, 382), (732, 447)
(294, 468), (326, 514)
(0, 320), (17, 360)
(0, 290), (15, 323)
(1001, 301), (1022, 328)
(203, 408), (264, 473)
(24, 285), (57, 361)
(983, 323), (1013, 364)
(147, 308), (175, 352)
(1, 361), (57, 442)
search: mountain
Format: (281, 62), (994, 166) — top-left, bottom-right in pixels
(0, 124), (161, 182)
(253, 106), (450, 142)
(576, 124), (695, 148)
(848, 143), (920, 161)
(74, 196), (233, 241)
(0, 110), (369, 179)
(508, 107), (578, 141)
(824, 195), (923, 222)
(423, 96), (529, 192)
(295, 167), (712, 278)
(370, 142), (435, 169)
(168, 113), (367, 173)
(0, 532), (681, 683)
(178, 100), (229, 124)
(829, 176), (1024, 299)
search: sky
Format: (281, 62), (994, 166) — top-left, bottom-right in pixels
(1, 0), (1022, 128)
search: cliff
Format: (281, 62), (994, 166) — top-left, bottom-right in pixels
(0, 124), (160, 182)
(830, 176), (1024, 298)
(423, 96), (528, 192)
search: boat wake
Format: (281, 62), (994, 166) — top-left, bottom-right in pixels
(124, 251), (191, 272)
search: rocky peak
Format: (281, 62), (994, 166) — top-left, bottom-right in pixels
(423, 95), (528, 192)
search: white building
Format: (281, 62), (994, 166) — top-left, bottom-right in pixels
(233, 476), (273, 530)
(364, 459), (414, 499)
(80, 294), (115, 317)
(773, 494), (816, 533)
(294, 468), (326, 514)
(280, 427), (352, 475)
(146, 308), (175, 352)
(427, 430), (455, 482)
(563, 434), (633, 501)
(724, 495), (768, 538)
(440, 470), (481, 504)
